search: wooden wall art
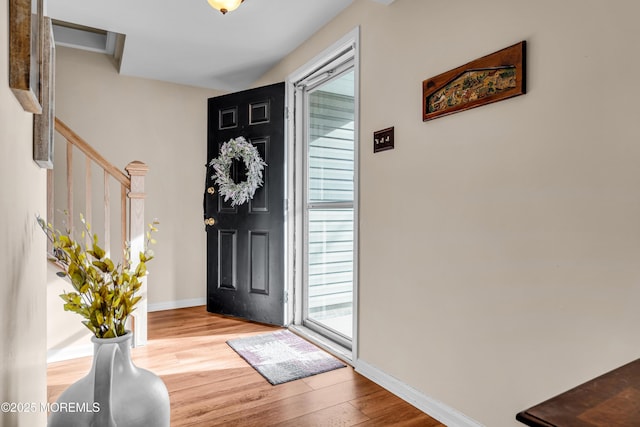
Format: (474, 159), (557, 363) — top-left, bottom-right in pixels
(34, 17), (55, 168)
(9, 0), (43, 114)
(422, 41), (526, 122)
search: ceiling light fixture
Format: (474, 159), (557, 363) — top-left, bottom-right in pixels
(207, 0), (244, 14)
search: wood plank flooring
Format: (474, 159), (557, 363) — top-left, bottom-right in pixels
(47, 306), (444, 426)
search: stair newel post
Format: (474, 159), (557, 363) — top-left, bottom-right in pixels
(125, 160), (149, 347)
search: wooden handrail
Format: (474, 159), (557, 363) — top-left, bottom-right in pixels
(54, 117), (131, 188)
(50, 117), (150, 347)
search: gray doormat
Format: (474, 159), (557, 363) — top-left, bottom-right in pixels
(226, 330), (346, 385)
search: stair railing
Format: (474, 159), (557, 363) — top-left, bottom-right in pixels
(49, 117), (149, 347)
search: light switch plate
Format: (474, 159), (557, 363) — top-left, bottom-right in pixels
(374, 127), (394, 153)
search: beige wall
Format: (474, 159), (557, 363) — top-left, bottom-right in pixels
(49, 47), (220, 359)
(256, 0), (640, 425)
(0, 0), (48, 424)
(53, 46), (221, 308)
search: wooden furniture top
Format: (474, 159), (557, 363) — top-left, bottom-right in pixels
(517, 358), (640, 427)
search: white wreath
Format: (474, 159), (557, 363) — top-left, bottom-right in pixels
(209, 137), (267, 207)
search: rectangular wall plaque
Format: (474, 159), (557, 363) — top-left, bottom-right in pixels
(9, 0), (43, 114)
(374, 127), (394, 153)
(33, 17), (55, 168)
(422, 41), (526, 122)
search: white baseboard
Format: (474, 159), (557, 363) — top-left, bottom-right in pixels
(355, 359), (483, 427)
(148, 297), (206, 312)
(47, 344), (93, 364)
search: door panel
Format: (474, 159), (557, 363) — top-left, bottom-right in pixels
(302, 66), (355, 345)
(205, 82), (285, 326)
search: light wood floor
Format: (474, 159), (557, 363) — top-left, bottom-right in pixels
(48, 306), (444, 426)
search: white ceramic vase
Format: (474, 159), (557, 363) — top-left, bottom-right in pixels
(48, 332), (170, 427)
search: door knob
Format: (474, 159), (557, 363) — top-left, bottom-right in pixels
(204, 218), (216, 226)
(207, 186), (215, 195)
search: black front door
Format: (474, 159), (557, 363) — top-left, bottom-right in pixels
(204, 82), (285, 326)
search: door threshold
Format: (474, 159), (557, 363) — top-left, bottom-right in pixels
(288, 324), (353, 366)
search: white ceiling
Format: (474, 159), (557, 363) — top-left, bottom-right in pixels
(46, 0), (393, 91)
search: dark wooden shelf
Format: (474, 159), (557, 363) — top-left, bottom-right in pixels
(517, 358), (640, 426)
